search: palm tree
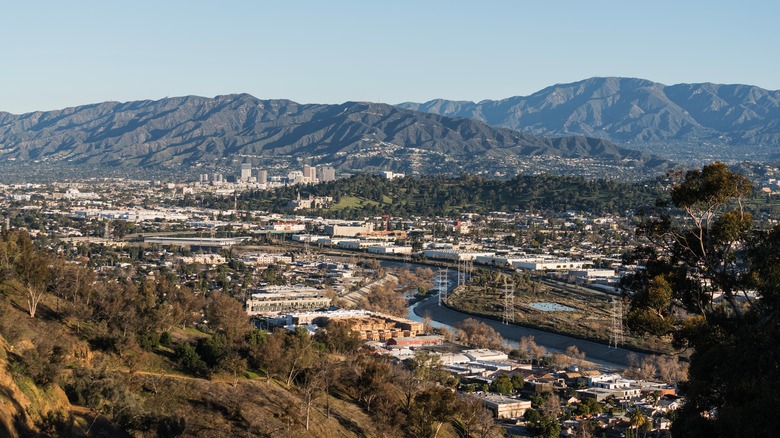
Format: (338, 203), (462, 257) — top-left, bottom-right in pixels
(628, 408), (650, 438)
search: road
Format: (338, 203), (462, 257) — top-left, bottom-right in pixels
(412, 294), (642, 370)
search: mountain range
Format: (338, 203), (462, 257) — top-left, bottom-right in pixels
(2, 77), (777, 179)
(0, 94), (663, 177)
(398, 77), (780, 161)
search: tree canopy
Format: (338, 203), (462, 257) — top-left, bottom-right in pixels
(622, 162), (780, 436)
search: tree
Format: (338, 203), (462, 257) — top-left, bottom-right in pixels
(564, 345), (586, 368)
(454, 395), (503, 438)
(358, 280), (407, 317)
(540, 393), (561, 419)
(489, 374), (514, 395)
(282, 328), (320, 387)
(405, 387), (457, 438)
(512, 335), (547, 362)
(623, 162), (780, 436)
(297, 357), (325, 431)
(205, 291), (250, 344)
(526, 408), (561, 438)
(628, 409), (650, 438)
(0, 231), (49, 317)
(456, 318), (507, 351)
(313, 320), (362, 354)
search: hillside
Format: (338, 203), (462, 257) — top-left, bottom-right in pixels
(398, 77), (780, 161)
(0, 94), (668, 177)
(0, 230), (496, 437)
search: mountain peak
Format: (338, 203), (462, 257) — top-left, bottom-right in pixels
(397, 77), (780, 148)
(0, 92), (664, 176)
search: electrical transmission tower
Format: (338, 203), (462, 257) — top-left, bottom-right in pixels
(104, 220), (110, 241)
(502, 276), (514, 324)
(457, 259), (474, 287)
(437, 268), (449, 306)
(609, 298), (624, 348)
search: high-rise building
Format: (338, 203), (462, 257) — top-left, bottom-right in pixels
(199, 174), (209, 183)
(288, 171), (305, 184)
(319, 166), (336, 182)
(303, 165), (317, 183)
(257, 169), (268, 184)
(240, 163), (252, 181)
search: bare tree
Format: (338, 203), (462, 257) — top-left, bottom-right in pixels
(540, 393), (561, 418)
(298, 363), (324, 431)
(457, 318), (508, 351)
(655, 355), (688, 384)
(565, 345), (586, 368)
(456, 395), (503, 438)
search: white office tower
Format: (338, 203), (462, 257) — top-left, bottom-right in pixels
(257, 169), (268, 184)
(240, 163), (252, 181)
(199, 174), (209, 183)
(303, 165), (317, 183)
(320, 166), (336, 182)
(287, 171), (305, 184)
(213, 173), (223, 184)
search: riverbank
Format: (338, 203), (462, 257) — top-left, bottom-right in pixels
(413, 294), (643, 369)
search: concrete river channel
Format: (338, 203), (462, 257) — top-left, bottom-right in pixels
(375, 260), (643, 370)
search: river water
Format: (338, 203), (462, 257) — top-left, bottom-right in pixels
(379, 260), (643, 370)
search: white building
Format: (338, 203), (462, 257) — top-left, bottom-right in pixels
(511, 257), (585, 271)
(325, 222), (374, 237)
(422, 250), (495, 261)
(569, 269), (617, 280)
(240, 163), (252, 181)
(319, 166), (336, 182)
(367, 245), (414, 255)
(382, 171), (405, 180)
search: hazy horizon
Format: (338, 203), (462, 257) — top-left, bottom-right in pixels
(2, 1), (779, 114)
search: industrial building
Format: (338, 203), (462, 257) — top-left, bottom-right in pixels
(245, 285), (332, 315)
(144, 236), (248, 248)
(477, 395), (532, 419)
(325, 222), (374, 237)
(511, 257), (585, 271)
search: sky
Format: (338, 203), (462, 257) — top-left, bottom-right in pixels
(1, 0), (779, 114)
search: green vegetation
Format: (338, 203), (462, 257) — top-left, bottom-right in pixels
(623, 162), (780, 436)
(186, 173), (663, 218)
(447, 271), (672, 353)
(0, 229), (503, 437)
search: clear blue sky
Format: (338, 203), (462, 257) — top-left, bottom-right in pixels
(2, 0), (778, 114)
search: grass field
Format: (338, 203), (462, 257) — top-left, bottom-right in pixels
(331, 195), (380, 210)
